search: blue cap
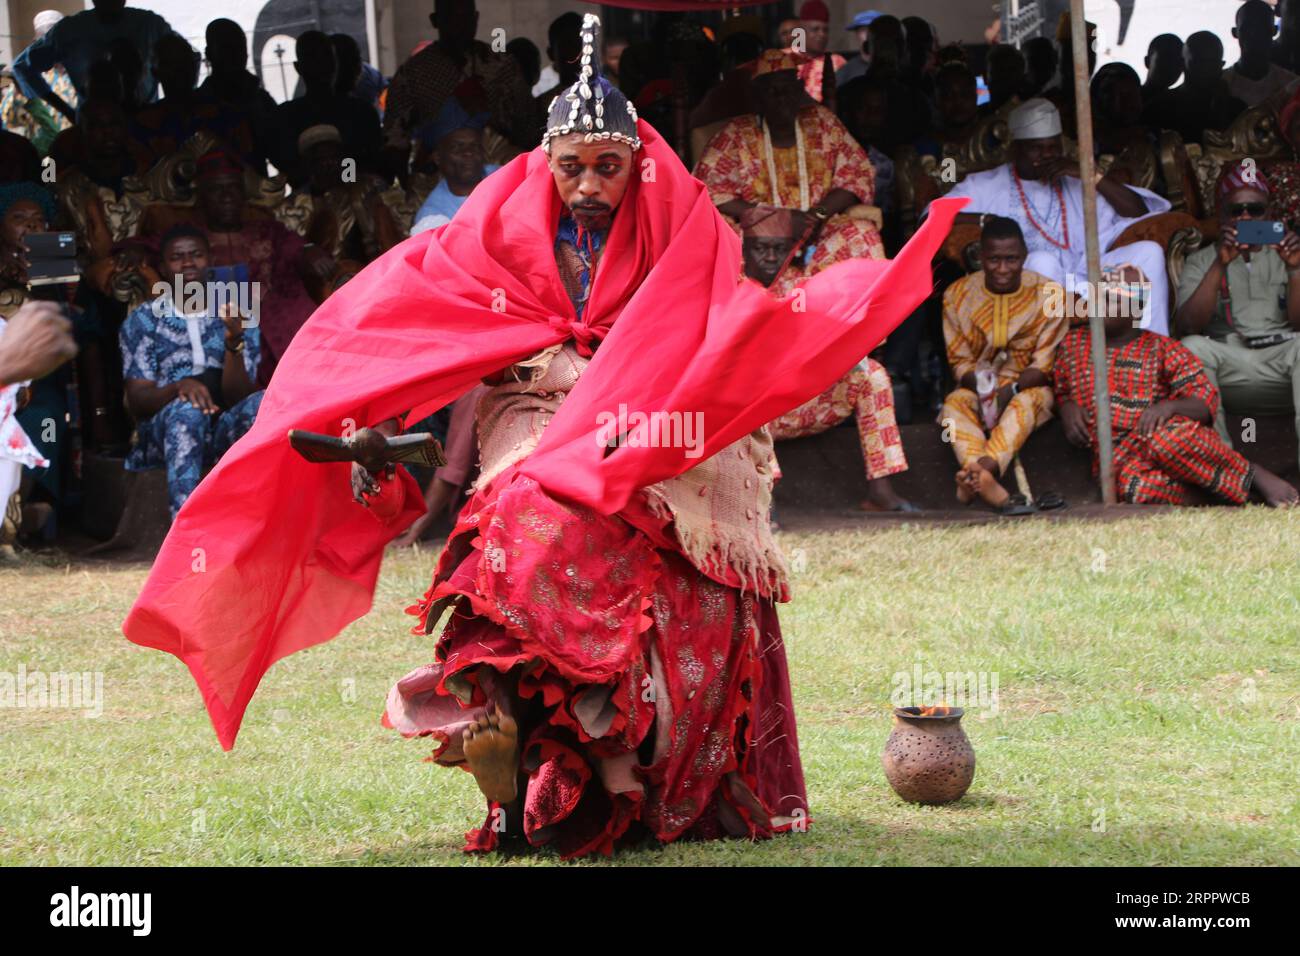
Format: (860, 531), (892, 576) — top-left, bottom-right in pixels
(417, 96), (490, 149)
(846, 11), (883, 30)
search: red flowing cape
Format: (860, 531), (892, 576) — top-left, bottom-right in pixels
(122, 118), (965, 750)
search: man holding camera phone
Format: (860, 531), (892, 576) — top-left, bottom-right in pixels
(1175, 161), (1300, 469)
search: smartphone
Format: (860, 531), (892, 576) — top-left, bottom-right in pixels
(1235, 219), (1286, 246)
(24, 231), (80, 286)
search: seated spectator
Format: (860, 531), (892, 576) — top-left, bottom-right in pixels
(10, 0), (173, 123)
(119, 224), (264, 519)
(1175, 162), (1300, 474)
(1145, 31), (1246, 142)
(982, 43), (1027, 116)
(410, 100), (500, 233)
(1091, 62), (1163, 190)
(937, 98), (1173, 334)
(694, 50), (884, 274)
(745, 206), (916, 512)
(1057, 265), (1298, 506)
(1224, 1), (1299, 107)
(300, 125), (404, 267)
(1141, 34), (1183, 110)
(55, 96), (135, 275)
(198, 19), (277, 165)
(273, 30), (382, 186)
(1091, 62), (1149, 157)
(941, 217), (1068, 510)
(914, 63), (979, 160)
(791, 1), (845, 103)
(134, 149), (328, 384)
(128, 32), (262, 173)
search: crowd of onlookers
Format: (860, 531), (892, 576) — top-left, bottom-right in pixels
(3, 0), (1300, 558)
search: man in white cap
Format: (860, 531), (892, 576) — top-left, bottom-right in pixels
(929, 97), (1173, 334)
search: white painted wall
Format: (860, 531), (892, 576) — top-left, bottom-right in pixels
(1088, 0), (1245, 81)
(13, 0), (1255, 99)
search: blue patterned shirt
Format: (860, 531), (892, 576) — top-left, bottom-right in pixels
(120, 296), (260, 391)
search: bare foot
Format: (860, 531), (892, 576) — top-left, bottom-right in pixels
(955, 467), (977, 505)
(1250, 466), (1300, 508)
(970, 463), (1010, 508)
(462, 706), (519, 803)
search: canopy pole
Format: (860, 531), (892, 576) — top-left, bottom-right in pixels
(1069, 0), (1116, 505)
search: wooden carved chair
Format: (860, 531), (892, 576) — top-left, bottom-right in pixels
(1185, 105), (1289, 222)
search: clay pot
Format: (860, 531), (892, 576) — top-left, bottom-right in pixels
(881, 706), (975, 804)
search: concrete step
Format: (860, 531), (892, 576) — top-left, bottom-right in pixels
(771, 414), (1299, 512)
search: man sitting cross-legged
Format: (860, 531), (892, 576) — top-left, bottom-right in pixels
(747, 205), (916, 512)
(941, 217), (1068, 510)
(119, 224), (264, 519)
(1056, 264), (1298, 507)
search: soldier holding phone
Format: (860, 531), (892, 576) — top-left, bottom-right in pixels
(1174, 161), (1300, 471)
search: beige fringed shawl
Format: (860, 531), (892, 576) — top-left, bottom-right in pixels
(475, 343), (790, 600)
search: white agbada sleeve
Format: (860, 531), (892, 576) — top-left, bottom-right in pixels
(921, 166), (1012, 221)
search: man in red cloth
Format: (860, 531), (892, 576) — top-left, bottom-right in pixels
(123, 14), (964, 857)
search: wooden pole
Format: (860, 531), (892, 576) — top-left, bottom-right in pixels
(1069, 0), (1116, 504)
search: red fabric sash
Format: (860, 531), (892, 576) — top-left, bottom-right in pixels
(122, 117), (965, 749)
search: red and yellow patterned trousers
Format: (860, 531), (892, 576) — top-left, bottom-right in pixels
(941, 385), (1054, 475)
(769, 358), (906, 480)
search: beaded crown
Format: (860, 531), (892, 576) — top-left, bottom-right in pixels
(541, 13), (642, 153)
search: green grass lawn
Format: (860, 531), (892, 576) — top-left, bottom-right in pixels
(2, 507), (1298, 866)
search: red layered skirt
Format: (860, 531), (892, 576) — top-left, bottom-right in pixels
(383, 466), (807, 858)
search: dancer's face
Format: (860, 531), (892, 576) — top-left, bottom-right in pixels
(548, 135), (634, 232)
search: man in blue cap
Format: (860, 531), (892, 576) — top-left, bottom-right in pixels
(836, 10), (882, 86)
(411, 96), (500, 232)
